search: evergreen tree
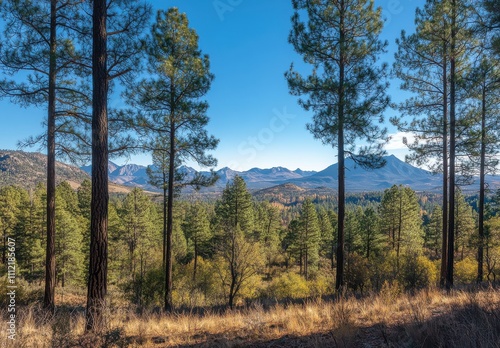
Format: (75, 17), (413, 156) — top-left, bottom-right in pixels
(183, 203), (212, 281)
(172, 202), (188, 265)
(285, 203), (320, 278)
(425, 206), (443, 259)
(118, 188), (160, 306)
(0, 0), (84, 312)
(213, 176), (260, 309)
(87, 0), (110, 330)
(484, 215), (500, 281)
(55, 208), (84, 287)
(146, 144), (212, 271)
(56, 182), (80, 215)
(77, 179), (92, 221)
(392, 0), (450, 286)
(55, 208), (83, 287)
(297, 199), (320, 280)
(107, 202), (125, 286)
(392, 0), (475, 288)
(463, 54), (500, 282)
(126, 8), (218, 311)
(380, 187), (400, 252)
(380, 185), (424, 273)
(318, 208), (335, 269)
(254, 202), (282, 279)
(445, 0), (476, 290)
(18, 186), (46, 281)
(360, 206), (384, 259)
(483, 0), (500, 54)
(286, 0), (390, 290)
(0, 186), (26, 264)
(7, 187), (34, 272)
(4, 184), (53, 284)
(284, 219), (302, 270)
(454, 190), (476, 261)
(55, 182), (84, 287)
(345, 208), (363, 259)
(119, 188), (158, 283)
(77, 179), (91, 276)
(215, 176), (254, 234)
(146, 145), (170, 272)
(86, 0), (151, 330)
(11, 187), (44, 279)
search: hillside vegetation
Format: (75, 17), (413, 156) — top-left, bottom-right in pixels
(1, 178), (499, 307)
(0, 150), (88, 189)
(1, 177), (500, 347)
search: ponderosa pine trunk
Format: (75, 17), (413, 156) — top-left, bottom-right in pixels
(162, 176), (167, 273)
(193, 238), (198, 281)
(86, 0), (109, 331)
(397, 192), (402, 273)
(164, 116), (175, 312)
(446, 0), (457, 291)
(43, 0), (57, 314)
(335, 0), (346, 292)
(477, 83), (486, 283)
(440, 48), (449, 288)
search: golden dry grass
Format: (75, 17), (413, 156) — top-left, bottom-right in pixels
(2, 285), (499, 347)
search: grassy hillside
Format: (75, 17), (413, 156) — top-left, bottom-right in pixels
(0, 150), (88, 189)
(0, 150), (144, 194)
(2, 285), (498, 347)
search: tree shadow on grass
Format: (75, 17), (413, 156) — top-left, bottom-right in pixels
(168, 299), (500, 348)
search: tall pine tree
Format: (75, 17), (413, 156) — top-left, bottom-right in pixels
(183, 203), (212, 281)
(125, 8), (218, 312)
(214, 176), (260, 309)
(55, 182), (84, 287)
(86, 0), (151, 330)
(392, 0), (475, 288)
(286, 0), (390, 290)
(0, 0), (85, 312)
(297, 199), (320, 280)
(380, 185), (423, 273)
(463, 52), (500, 282)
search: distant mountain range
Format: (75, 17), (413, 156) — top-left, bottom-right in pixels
(81, 162), (150, 187)
(80, 161), (318, 192)
(2, 150), (499, 194)
(79, 155), (500, 193)
(288, 155), (445, 192)
(77, 155), (458, 193)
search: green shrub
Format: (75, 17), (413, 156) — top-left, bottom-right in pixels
(308, 270), (334, 297)
(346, 253), (370, 293)
(0, 276), (43, 306)
(455, 257), (477, 283)
(121, 268), (163, 307)
(399, 254), (438, 290)
(266, 272), (309, 299)
(369, 255), (394, 291)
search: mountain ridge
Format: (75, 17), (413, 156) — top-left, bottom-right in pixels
(1, 150), (497, 194)
(288, 155), (444, 192)
(80, 162), (318, 191)
(0, 150), (88, 189)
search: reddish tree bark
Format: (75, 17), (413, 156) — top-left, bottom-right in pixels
(86, 0), (109, 331)
(43, 0), (57, 314)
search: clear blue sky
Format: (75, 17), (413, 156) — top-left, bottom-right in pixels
(0, 0), (420, 171)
